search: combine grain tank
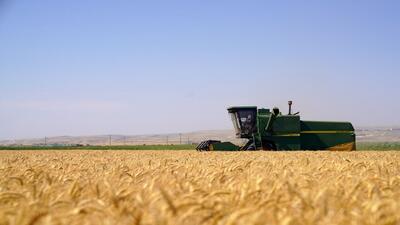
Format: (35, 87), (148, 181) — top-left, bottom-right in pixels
(196, 101), (356, 151)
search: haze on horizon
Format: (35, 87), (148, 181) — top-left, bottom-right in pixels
(0, 1), (399, 140)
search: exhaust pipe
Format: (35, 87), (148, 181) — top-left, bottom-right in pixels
(288, 101), (292, 115)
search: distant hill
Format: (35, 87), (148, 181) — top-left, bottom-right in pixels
(1, 127), (400, 146)
(356, 127), (400, 142)
(0, 130), (241, 146)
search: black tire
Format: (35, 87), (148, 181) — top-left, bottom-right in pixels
(262, 141), (277, 150)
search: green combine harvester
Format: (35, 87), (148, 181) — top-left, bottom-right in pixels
(196, 101), (355, 151)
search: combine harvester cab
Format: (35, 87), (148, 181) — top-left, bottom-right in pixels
(196, 101), (356, 151)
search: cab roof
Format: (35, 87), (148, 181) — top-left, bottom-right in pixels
(227, 106), (257, 113)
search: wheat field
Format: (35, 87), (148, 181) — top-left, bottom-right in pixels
(0, 150), (399, 225)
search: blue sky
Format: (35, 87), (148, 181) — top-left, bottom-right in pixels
(0, 0), (399, 139)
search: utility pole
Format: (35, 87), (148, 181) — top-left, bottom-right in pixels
(44, 136), (47, 146)
(109, 135), (111, 147)
(124, 136), (126, 146)
(166, 136), (169, 145)
(179, 133), (182, 145)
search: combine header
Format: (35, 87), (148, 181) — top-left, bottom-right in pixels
(196, 101), (356, 151)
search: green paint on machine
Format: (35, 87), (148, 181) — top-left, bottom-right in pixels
(196, 101), (356, 151)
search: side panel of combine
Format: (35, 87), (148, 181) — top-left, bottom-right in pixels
(271, 116), (301, 150)
(257, 112), (301, 150)
(300, 121), (356, 151)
